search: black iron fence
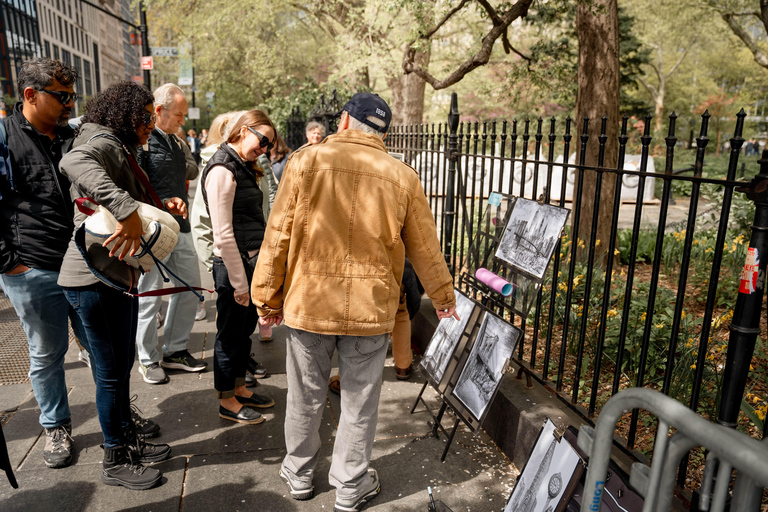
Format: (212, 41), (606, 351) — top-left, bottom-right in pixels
(386, 93), (765, 464)
(285, 90), (345, 151)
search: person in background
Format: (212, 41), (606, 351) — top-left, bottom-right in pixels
(305, 120), (325, 145)
(199, 128), (208, 148)
(270, 133), (291, 185)
(200, 109), (276, 424)
(134, 83), (206, 385)
(58, 81), (184, 490)
(187, 128), (202, 165)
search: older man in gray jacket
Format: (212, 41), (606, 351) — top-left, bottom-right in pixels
(135, 83), (205, 385)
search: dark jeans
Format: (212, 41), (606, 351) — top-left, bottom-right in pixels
(212, 256), (257, 398)
(64, 283), (137, 447)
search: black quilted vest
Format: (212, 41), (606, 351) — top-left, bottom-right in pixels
(201, 144), (265, 253)
(138, 129), (190, 232)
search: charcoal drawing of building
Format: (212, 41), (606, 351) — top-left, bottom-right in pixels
(508, 437), (556, 512)
(495, 199), (568, 280)
(420, 292), (474, 383)
(453, 313), (518, 419)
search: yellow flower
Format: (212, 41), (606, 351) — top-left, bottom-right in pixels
(655, 323), (665, 329)
(606, 309), (618, 318)
(577, 239), (585, 249)
(595, 239), (601, 246)
(681, 311), (687, 319)
(640, 312), (647, 321)
(614, 248), (620, 256)
(757, 410), (765, 421)
(691, 363), (697, 370)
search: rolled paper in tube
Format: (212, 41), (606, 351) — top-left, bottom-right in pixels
(475, 267), (514, 296)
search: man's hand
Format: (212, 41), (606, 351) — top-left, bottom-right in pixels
(436, 306), (460, 321)
(234, 291), (250, 307)
(164, 197), (188, 219)
(6, 263), (30, 275)
(104, 210), (144, 260)
(259, 316), (283, 328)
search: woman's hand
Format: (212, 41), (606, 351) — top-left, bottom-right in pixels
(104, 210), (144, 260)
(164, 197), (188, 219)
(436, 306), (460, 321)
(259, 316), (282, 327)
(234, 291), (250, 307)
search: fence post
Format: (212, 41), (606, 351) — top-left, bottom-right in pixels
(718, 149), (768, 428)
(443, 93), (460, 274)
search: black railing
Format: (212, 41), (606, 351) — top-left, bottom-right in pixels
(387, 93), (761, 457)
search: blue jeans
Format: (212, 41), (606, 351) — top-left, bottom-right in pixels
(0, 268), (87, 429)
(64, 284), (137, 447)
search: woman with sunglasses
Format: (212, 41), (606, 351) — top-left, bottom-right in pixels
(57, 81), (187, 490)
(200, 109), (276, 424)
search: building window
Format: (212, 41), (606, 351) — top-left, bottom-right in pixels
(61, 49), (70, 65)
(84, 60), (92, 96)
(73, 56), (83, 103)
(44, 41), (50, 57)
(58, 16), (63, 43)
(53, 44), (59, 60)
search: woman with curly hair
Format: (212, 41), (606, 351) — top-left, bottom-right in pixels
(57, 81), (187, 490)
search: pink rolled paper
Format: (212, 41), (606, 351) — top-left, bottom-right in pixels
(475, 267), (514, 296)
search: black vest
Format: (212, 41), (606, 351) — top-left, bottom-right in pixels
(138, 130), (190, 232)
(201, 144), (265, 253)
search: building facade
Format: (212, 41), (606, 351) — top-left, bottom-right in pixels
(1, 0), (140, 113)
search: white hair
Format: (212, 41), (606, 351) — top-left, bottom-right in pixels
(153, 83), (185, 110)
(346, 112), (386, 138)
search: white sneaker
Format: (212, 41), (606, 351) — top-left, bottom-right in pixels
(78, 349), (91, 368)
(195, 301), (206, 321)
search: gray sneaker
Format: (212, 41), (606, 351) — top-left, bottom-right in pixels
(139, 363), (168, 384)
(279, 467), (314, 500)
(334, 468), (380, 511)
(43, 421), (73, 468)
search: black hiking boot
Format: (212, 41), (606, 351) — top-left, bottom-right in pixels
(101, 445), (161, 490)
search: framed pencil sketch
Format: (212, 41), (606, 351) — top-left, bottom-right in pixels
(504, 419), (581, 512)
(494, 197), (570, 281)
(451, 311), (520, 421)
(420, 290), (476, 386)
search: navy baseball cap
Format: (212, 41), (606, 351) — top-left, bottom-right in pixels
(342, 93), (392, 133)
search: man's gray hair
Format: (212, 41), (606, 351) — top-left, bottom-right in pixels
(153, 83), (185, 110)
(18, 58), (77, 96)
(346, 113), (386, 138)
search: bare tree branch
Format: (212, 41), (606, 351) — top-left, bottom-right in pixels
(403, 0), (535, 90)
(722, 12), (768, 68)
(665, 34), (698, 79)
(407, 0), (472, 45)
(637, 76), (658, 97)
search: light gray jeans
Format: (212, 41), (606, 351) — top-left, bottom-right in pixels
(282, 327), (388, 499)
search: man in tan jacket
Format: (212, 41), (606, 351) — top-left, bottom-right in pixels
(251, 93), (457, 512)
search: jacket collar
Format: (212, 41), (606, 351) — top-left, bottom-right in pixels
(12, 101), (75, 142)
(321, 129), (387, 152)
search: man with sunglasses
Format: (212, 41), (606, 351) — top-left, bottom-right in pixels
(0, 58), (88, 469)
(134, 83), (205, 386)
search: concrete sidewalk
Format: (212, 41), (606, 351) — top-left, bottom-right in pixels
(0, 287), (519, 511)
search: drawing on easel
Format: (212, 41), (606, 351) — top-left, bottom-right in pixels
(504, 419), (580, 512)
(420, 291), (475, 384)
(452, 312), (519, 420)
(494, 197), (569, 280)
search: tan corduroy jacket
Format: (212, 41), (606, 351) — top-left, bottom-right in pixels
(251, 129), (455, 336)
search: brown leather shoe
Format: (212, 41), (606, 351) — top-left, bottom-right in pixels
(395, 365), (412, 381)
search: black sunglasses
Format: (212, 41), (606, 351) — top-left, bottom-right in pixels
(39, 89), (78, 105)
(141, 111), (158, 126)
(247, 126), (274, 152)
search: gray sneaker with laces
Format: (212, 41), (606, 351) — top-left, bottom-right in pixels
(139, 362), (168, 384)
(43, 421), (73, 468)
(334, 468), (380, 512)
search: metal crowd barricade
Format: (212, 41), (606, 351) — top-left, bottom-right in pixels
(579, 388), (768, 512)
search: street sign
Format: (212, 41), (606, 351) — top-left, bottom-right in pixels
(188, 107), (200, 120)
(149, 46), (178, 57)
(178, 42), (193, 86)
(141, 56), (153, 70)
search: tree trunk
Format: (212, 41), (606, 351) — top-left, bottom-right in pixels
(388, 46), (431, 125)
(574, 0), (620, 264)
(653, 80), (666, 134)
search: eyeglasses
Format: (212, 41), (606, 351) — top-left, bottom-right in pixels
(39, 89), (78, 105)
(247, 126), (274, 153)
(141, 111), (157, 126)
